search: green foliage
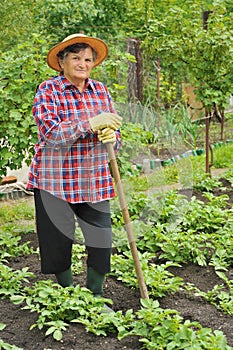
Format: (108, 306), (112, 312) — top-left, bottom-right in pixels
(194, 174), (223, 191)
(71, 244), (87, 275)
(119, 299), (232, 350)
(0, 35), (53, 176)
(212, 142), (233, 168)
(0, 265), (34, 299)
(111, 251), (183, 298)
(185, 271), (233, 317)
(145, 192), (232, 267)
(143, 1), (233, 108)
(0, 201), (34, 225)
(9, 275), (232, 347)
(32, 0), (129, 42)
(223, 166), (233, 184)
(0, 168), (233, 346)
(190, 144), (233, 182)
(111, 192), (148, 227)
(188, 8), (233, 110)
(111, 185), (233, 271)
(0, 2), (233, 346)
(0, 0), (40, 51)
(116, 121), (155, 177)
(210, 219), (233, 270)
(121, 122), (155, 145)
(0, 230), (35, 261)
(158, 104), (199, 148)
(12, 280), (114, 340)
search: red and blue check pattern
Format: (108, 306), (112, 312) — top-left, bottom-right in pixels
(27, 75), (121, 203)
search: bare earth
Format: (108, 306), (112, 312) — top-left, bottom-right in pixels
(0, 176), (233, 350)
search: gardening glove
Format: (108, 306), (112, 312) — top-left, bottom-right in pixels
(98, 127), (116, 144)
(89, 112), (122, 132)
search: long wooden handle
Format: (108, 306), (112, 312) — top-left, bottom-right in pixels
(106, 143), (149, 299)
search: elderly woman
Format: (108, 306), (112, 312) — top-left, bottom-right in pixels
(27, 34), (122, 300)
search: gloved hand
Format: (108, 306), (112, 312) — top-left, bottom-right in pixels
(89, 112), (122, 132)
(98, 128), (116, 143)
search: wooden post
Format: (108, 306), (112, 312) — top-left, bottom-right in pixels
(203, 11), (213, 175)
(205, 109), (210, 174)
(220, 109), (225, 141)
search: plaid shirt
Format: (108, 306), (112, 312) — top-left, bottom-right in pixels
(27, 74), (121, 203)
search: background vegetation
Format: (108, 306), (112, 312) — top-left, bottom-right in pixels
(0, 0), (232, 177)
(0, 2), (233, 348)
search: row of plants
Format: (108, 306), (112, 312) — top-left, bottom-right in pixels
(116, 109), (233, 176)
(0, 164), (233, 349)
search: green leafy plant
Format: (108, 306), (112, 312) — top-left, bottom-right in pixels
(71, 243), (86, 275)
(223, 166), (233, 185)
(0, 230), (35, 261)
(193, 174), (224, 192)
(0, 265), (34, 299)
(118, 189), (233, 269)
(184, 273), (233, 317)
(111, 251), (183, 298)
(11, 280), (113, 340)
(118, 299), (232, 350)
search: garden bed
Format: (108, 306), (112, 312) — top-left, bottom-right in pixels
(0, 175), (232, 350)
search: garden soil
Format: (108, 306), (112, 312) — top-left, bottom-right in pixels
(0, 175), (233, 350)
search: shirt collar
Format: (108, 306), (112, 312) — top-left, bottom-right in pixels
(58, 74), (95, 92)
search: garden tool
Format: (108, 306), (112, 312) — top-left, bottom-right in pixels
(55, 266), (73, 287)
(106, 142), (149, 300)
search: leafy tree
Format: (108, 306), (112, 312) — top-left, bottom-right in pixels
(142, 1), (233, 108)
(32, 0), (129, 42)
(187, 5), (233, 111)
(0, 0), (41, 51)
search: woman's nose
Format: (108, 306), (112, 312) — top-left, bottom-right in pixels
(78, 59), (85, 67)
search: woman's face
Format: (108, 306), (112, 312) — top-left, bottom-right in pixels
(59, 47), (95, 87)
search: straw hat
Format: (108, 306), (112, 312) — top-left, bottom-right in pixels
(47, 33), (108, 71)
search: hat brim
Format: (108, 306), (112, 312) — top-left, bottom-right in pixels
(47, 35), (108, 71)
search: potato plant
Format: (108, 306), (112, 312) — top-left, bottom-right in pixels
(0, 167), (232, 349)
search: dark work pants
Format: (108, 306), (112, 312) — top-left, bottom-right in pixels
(34, 189), (112, 275)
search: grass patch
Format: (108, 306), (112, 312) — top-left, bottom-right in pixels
(0, 199), (34, 226)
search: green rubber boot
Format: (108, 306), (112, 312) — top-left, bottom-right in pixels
(86, 266), (104, 296)
(55, 266), (73, 287)
(87, 267), (114, 313)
